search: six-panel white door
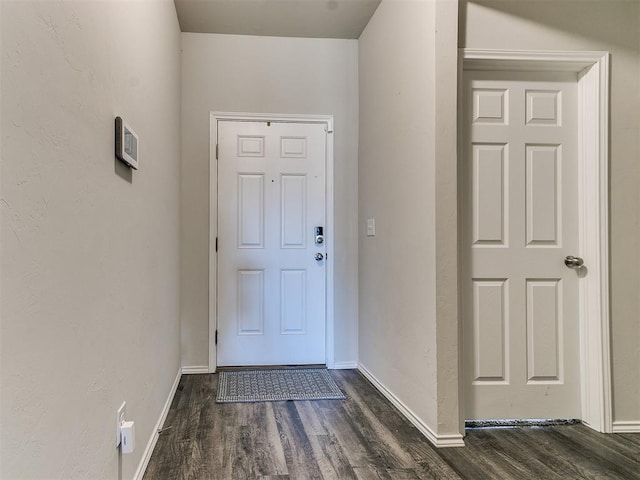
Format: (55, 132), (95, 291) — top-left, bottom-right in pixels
(217, 121), (327, 366)
(462, 71), (582, 420)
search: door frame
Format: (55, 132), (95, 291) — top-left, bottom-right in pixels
(208, 112), (335, 372)
(459, 50), (612, 433)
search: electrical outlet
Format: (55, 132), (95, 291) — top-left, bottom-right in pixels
(120, 421), (135, 454)
(116, 402), (126, 447)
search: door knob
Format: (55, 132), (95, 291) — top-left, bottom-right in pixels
(315, 253), (324, 261)
(564, 256), (584, 268)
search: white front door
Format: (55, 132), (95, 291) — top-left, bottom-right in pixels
(217, 120), (327, 366)
(462, 71), (582, 420)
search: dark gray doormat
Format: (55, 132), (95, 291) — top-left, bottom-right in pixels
(216, 368), (346, 403)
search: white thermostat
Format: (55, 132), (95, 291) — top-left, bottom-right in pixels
(115, 116), (139, 170)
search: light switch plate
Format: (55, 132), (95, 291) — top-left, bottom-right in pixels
(366, 218), (376, 237)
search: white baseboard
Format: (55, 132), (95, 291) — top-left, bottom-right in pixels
(181, 365), (210, 374)
(357, 363), (465, 448)
(134, 368), (182, 480)
(612, 421), (640, 433)
(329, 361), (358, 370)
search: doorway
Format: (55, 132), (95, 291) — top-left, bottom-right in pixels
(209, 113), (335, 369)
(461, 70), (581, 419)
(459, 50), (612, 432)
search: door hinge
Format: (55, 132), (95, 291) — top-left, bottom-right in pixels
(215, 237), (218, 252)
(215, 143), (219, 160)
(215, 330), (218, 345)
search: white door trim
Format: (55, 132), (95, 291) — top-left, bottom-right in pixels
(459, 50), (612, 433)
(208, 112), (335, 372)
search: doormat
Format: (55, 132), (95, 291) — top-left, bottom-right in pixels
(216, 368), (346, 403)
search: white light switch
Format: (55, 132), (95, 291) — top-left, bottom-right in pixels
(366, 218), (376, 237)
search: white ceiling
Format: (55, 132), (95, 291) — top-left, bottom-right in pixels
(174, 0), (382, 39)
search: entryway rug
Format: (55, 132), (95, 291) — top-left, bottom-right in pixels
(216, 368), (346, 403)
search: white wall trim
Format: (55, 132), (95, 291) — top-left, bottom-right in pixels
(330, 361), (358, 370)
(462, 49), (609, 73)
(358, 364), (465, 448)
(134, 369), (182, 480)
(209, 112), (335, 372)
(460, 49), (612, 433)
(612, 421), (640, 433)
(181, 365), (209, 375)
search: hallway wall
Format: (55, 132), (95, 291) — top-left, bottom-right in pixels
(358, 0), (463, 442)
(180, 33), (359, 369)
(0, 1), (182, 477)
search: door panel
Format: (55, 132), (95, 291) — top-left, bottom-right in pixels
(472, 143), (507, 245)
(281, 175), (307, 248)
(463, 71), (580, 420)
(526, 279), (562, 382)
(526, 145), (561, 245)
(217, 121), (327, 366)
(473, 279), (508, 383)
(238, 174), (265, 248)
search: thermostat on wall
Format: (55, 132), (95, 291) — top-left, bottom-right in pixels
(115, 116), (139, 170)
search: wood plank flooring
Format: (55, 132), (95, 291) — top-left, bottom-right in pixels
(143, 370), (640, 479)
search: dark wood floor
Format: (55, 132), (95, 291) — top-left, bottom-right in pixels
(143, 370), (640, 479)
